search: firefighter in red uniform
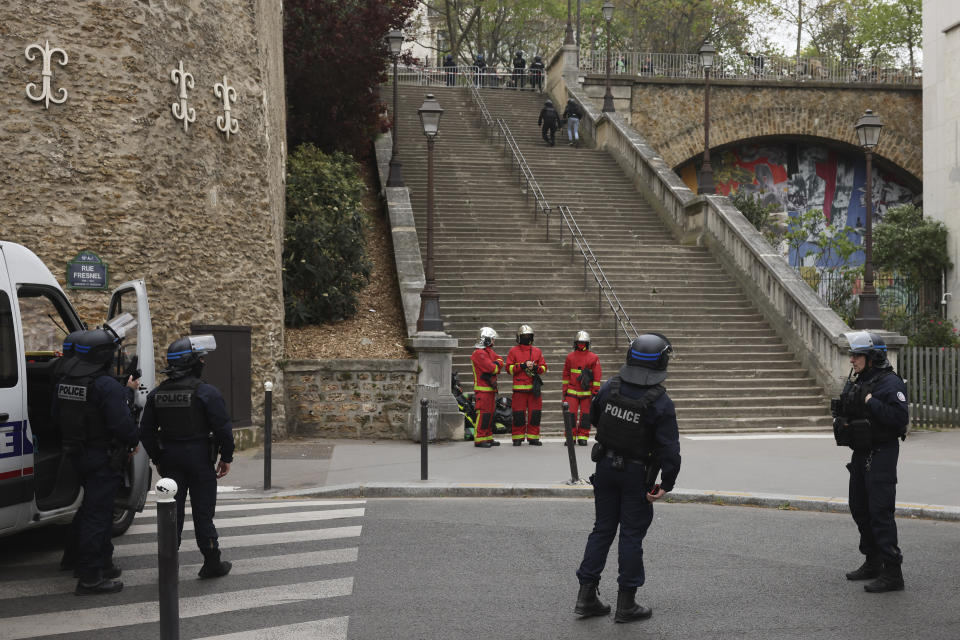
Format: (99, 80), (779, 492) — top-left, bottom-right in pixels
(562, 330), (602, 445)
(506, 324), (548, 446)
(471, 326), (504, 448)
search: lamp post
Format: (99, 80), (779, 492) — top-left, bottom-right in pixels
(601, 1), (615, 112)
(853, 108), (884, 329)
(386, 29), (405, 187)
(417, 94), (444, 332)
(697, 41), (716, 195)
(565, 0), (575, 45)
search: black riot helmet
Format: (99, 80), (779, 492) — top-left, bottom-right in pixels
(163, 334), (217, 378)
(619, 333), (673, 386)
(534, 55), (542, 62)
(71, 329), (118, 376)
(845, 330), (890, 370)
(544, 99), (553, 107)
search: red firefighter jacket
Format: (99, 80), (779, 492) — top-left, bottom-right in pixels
(506, 344), (547, 392)
(471, 346), (504, 393)
(562, 348), (602, 398)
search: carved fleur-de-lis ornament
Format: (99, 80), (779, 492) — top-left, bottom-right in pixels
(170, 60), (196, 132)
(214, 75), (239, 140)
(25, 40), (68, 109)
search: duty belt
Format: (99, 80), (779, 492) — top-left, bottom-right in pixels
(605, 449), (646, 466)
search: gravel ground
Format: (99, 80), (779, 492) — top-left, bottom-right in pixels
(283, 161), (412, 361)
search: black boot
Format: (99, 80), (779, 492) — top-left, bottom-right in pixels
(574, 582), (611, 618)
(864, 563), (904, 593)
(198, 549), (232, 579)
(845, 556), (881, 581)
(75, 577), (123, 595)
(528, 439), (542, 446)
(615, 587), (652, 623)
(513, 439), (523, 446)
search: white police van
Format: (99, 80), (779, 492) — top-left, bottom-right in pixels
(0, 241), (155, 537)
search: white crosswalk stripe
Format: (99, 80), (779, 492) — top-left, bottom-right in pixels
(0, 499), (366, 639)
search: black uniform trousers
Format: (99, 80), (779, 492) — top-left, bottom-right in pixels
(848, 440), (902, 564)
(159, 439), (220, 551)
(541, 123), (557, 145)
(73, 451), (123, 583)
(577, 456), (654, 588)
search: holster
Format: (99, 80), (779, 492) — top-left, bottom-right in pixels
(835, 418), (872, 450)
(591, 441), (605, 462)
(208, 435), (218, 464)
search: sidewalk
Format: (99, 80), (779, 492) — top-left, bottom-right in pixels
(197, 430), (960, 521)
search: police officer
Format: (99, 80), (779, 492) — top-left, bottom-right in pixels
(474, 53), (487, 87)
(832, 330), (908, 592)
(56, 318), (141, 595)
(141, 335), (234, 578)
(528, 55), (545, 92)
(512, 51), (526, 89)
(538, 99), (560, 146)
(574, 333), (681, 623)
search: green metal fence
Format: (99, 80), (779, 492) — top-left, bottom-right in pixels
(901, 347), (960, 428)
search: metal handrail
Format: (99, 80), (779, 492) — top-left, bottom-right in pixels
(489, 116), (639, 347)
(391, 65), (538, 89)
(468, 84), (494, 130)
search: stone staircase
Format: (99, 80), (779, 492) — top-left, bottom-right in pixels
(392, 84), (832, 432)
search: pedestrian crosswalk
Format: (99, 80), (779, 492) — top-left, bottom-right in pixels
(0, 498), (367, 639)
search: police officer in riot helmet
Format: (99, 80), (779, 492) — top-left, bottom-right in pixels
(575, 333), (681, 623)
(832, 330), (908, 592)
(55, 315), (141, 595)
(141, 335), (235, 578)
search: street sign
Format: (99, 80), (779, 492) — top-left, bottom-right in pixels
(66, 249), (108, 290)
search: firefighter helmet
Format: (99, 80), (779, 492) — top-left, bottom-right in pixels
(573, 330), (590, 350)
(517, 324), (534, 345)
(620, 333), (673, 386)
(476, 326), (498, 348)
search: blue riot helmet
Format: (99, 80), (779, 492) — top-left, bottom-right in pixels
(163, 334), (217, 378)
(61, 330), (84, 357)
(844, 330), (889, 369)
(71, 329), (118, 376)
(619, 333), (673, 386)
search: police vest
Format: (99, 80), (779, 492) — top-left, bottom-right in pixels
(152, 377), (209, 439)
(595, 378), (664, 459)
(839, 369), (906, 443)
(57, 373), (110, 452)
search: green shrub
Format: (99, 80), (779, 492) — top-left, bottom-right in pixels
(730, 190), (778, 231)
(908, 315), (960, 347)
(283, 144), (371, 326)
(874, 204), (953, 282)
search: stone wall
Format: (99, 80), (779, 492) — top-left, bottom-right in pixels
(0, 1), (287, 431)
(284, 360), (418, 439)
(583, 77), (922, 181)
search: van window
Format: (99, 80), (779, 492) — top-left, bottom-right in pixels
(108, 288), (139, 368)
(0, 291), (16, 387)
(17, 291), (71, 355)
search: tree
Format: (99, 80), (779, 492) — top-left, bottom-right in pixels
(284, 0), (418, 156)
(859, 0), (921, 72)
(874, 205), (952, 283)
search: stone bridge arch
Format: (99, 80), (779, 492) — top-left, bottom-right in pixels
(584, 78), (922, 182)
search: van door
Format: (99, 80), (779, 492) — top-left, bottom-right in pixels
(0, 261), (28, 532)
(106, 280), (154, 534)
(107, 280), (155, 406)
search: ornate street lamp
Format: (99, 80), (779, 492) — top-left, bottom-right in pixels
(565, 0), (575, 45)
(601, 1), (615, 113)
(697, 41), (717, 195)
(853, 108), (884, 329)
(386, 29), (405, 187)
(417, 94), (444, 332)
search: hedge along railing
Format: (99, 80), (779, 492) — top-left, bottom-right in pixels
(547, 73), (864, 394)
(900, 347), (960, 428)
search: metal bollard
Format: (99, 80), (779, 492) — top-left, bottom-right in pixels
(156, 478), (180, 640)
(263, 380), (273, 491)
(562, 402), (580, 482)
(420, 398), (429, 480)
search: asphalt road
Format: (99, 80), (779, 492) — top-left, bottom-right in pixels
(1, 498), (958, 639)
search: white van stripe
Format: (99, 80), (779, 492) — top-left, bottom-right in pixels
(124, 508), (365, 536)
(139, 499), (366, 518)
(0, 548), (359, 600)
(194, 617), (349, 640)
(114, 525), (362, 557)
(1, 577), (353, 639)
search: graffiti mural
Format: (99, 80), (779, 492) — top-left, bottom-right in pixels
(678, 142), (920, 267)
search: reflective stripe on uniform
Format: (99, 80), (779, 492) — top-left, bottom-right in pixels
(567, 389), (592, 397)
(513, 384), (533, 390)
(570, 368), (582, 374)
(474, 434), (493, 442)
(512, 433), (525, 440)
(475, 385), (495, 392)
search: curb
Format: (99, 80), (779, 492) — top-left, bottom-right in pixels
(209, 483), (960, 522)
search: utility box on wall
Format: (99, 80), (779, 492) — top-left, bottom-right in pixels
(191, 324), (252, 427)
